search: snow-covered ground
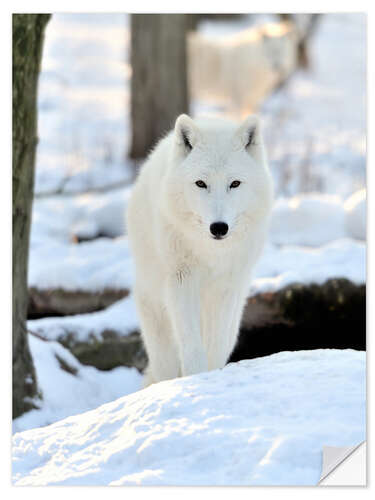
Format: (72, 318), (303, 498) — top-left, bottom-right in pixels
(12, 335), (142, 434)
(250, 237), (365, 296)
(36, 14), (133, 195)
(12, 14), (366, 484)
(28, 295), (138, 344)
(30, 235), (134, 292)
(261, 13), (365, 199)
(13, 349), (365, 486)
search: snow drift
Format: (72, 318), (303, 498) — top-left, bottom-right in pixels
(13, 349), (365, 486)
(12, 335), (142, 434)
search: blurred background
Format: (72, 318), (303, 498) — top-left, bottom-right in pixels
(13, 13), (366, 431)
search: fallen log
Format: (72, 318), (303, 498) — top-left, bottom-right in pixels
(28, 278), (365, 372)
(230, 278), (365, 362)
(28, 287), (129, 318)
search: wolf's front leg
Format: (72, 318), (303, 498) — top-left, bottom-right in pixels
(203, 285), (248, 371)
(135, 293), (180, 385)
(166, 272), (208, 377)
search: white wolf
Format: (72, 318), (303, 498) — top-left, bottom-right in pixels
(127, 114), (273, 386)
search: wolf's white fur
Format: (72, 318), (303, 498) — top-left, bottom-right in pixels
(126, 114), (273, 386)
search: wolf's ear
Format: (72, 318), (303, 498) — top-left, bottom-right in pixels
(174, 114), (199, 154)
(236, 115), (260, 150)
(235, 115), (265, 164)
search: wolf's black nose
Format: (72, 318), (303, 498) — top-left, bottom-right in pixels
(210, 222), (229, 238)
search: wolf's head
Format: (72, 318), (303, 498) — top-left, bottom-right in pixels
(162, 114), (273, 246)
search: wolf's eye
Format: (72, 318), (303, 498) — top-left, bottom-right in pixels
(230, 180), (241, 189)
(196, 180), (207, 189)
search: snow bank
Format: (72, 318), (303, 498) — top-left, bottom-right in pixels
(12, 349), (365, 486)
(27, 295), (139, 343)
(29, 188), (134, 292)
(269, 193), (346, 246)
(270, 191), (366, 247)
(251, 191), (366, 295)
(29, 236), (134, 291)
(13, 335), (142, 434)
(251, 238), (365, 295)
(31, 187), (131, 246)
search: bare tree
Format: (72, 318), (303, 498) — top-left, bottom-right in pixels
(129, 14), (189, 159)
(13, 13), (50, 418)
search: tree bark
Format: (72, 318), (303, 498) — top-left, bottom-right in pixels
(13, 13), (50, 418)
(129, 14), (189, 159)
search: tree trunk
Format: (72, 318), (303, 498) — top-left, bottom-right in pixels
(12, 13), (50, 418)
(129, 14), (189, 159)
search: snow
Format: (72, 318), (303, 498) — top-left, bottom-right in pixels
(269, 193), (346, 247)
(36, 13), (133, 195)
(29, 187), (134, 290)
(251, 238), (365, 296)
(261, 13), (366, 199)
(29, 235), (133, 291)
(12, 335), (142, 434)
(27, 295), (139, 343)
(30, 186), (131, 246)
(12, 349), (365, 486)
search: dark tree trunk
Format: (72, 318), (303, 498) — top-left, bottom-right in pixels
(129, 14), (189, 159)
(12, 13), (50, 418)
